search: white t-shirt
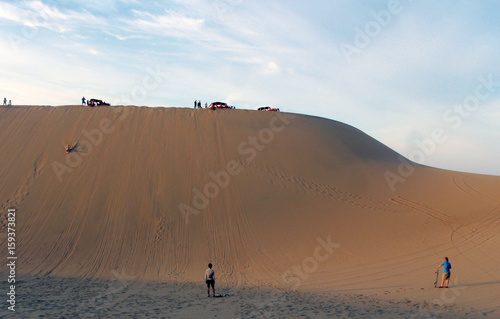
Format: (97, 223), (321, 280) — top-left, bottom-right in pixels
(205, 268), (215, 281)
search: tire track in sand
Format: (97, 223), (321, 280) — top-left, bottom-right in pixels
(0, 157), (43, 235)
(211, 115), (284, 286)
(240, 161), (409, 214)
(393, 196), (500, 273)
(451, 176), (500, 263)
(453, 175), (500, 208)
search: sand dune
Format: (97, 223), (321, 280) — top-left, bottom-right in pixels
(0, 105), (499, 317)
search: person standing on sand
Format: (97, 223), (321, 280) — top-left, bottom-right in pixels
(205, 263), (215, 297)
(436, 257), (452, 288)
(198, 101), (201, 109)
(8, 100), (11, 106)
(194, 100), (197, 109)
(3, 97), (6, 105)
(82, 97), (86, 105)
(205, 102), (207, 108)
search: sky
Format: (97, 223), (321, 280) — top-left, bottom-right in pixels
(1, 0), (499, 175)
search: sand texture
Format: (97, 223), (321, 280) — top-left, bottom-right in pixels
(0, 105), (499, 317)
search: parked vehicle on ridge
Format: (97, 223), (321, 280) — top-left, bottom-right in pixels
(87, 99), (110, 107)
(257, 106), (279, 112)
(209, 102), (234, 110)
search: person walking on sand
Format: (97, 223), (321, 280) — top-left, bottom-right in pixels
(205, 102), (207, 108)
(198, 101), (201, 109)
(82, 97), (86, 106)
(436, 257), (452, 288)
(194, 100), (197, 109)
(205, 263), (215, 297)
(3, 97), (6, 105)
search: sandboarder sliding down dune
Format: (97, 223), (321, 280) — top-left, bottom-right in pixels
(65, 142), (77, 153)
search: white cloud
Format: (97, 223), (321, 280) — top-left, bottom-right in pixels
(0, 2), (30, 23)
(0, 0), (106, 33)
(263, 61), (280, 75)
(104, 31), (146, 41)
(121, 10), (203, 37)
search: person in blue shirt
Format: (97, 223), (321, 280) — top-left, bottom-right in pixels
(436, 257), (452, 288)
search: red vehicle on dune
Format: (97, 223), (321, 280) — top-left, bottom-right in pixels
(257, 106), (279, 112)
(209, 102), (234, 110)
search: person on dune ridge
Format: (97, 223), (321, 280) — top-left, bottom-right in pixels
(436, 257), (452, 288)
(205, 263), (215, 297)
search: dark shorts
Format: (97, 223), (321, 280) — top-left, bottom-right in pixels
(206, 280), (215, 288)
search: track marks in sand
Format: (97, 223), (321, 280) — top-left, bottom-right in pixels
(43, 208), (92, 277)
(0, 158), (43, 232)
(316, 194), (499, 288)
(154, 217), (167, 246)
(240, 162), (409, 214)
(453, 175), (500, 208)
(390, 197), (467, 229)
(451, 176), (500, 261)
(202, 170), (283, 286)
(391, 197), (487, 249)
(393, 197), (500, 274)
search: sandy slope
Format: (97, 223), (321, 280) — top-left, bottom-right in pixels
(0, 105), (499, 315)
